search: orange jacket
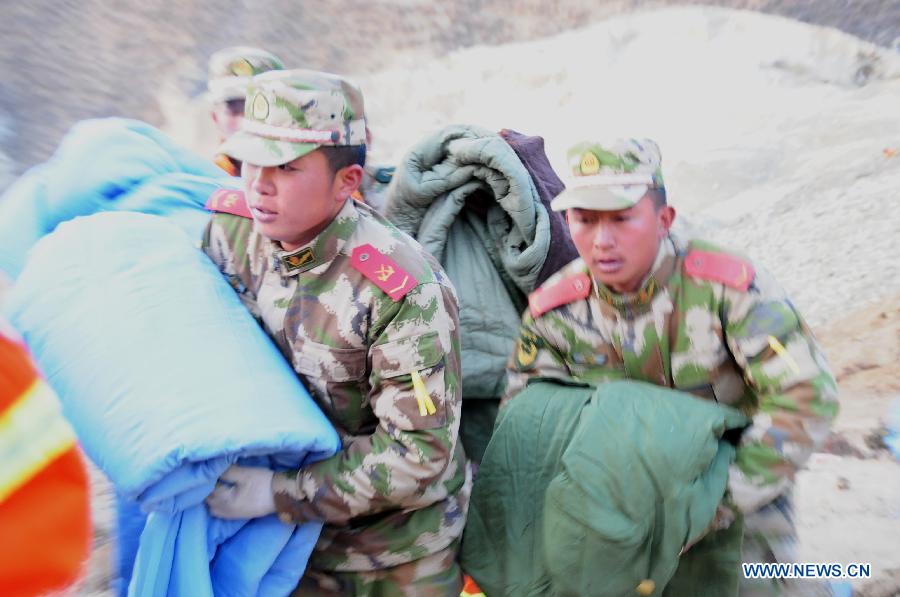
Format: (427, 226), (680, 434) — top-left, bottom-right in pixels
(213, 153), (239, 177)
(0, 327), (92, 596)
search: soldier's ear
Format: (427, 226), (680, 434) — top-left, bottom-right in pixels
(334, 164), (364, 202)
(657, 206), (676, 237)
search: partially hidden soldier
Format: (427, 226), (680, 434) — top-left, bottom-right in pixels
(206, 46), (284, 176)
(502, 139), (839, 596)
(348, 124), (394, 213)
(0, 319), (92, 595)
(202, 69), (470, 596)
(353, 160), (395, 213)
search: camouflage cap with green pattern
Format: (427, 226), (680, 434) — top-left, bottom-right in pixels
(219, 69), (367, 168)
(550, 138), (665, 212)
(207, 46), (284, 103)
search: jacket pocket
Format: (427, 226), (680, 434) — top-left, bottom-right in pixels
(370, 331), (448, 430)
(293, 339), (370, 433)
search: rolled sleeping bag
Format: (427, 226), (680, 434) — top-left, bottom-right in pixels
(6, 211), (340, 597)
(0, 118), (232, 280)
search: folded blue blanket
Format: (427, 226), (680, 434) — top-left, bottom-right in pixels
(0, 118), (233, 280)
(6, 212), (340, 596)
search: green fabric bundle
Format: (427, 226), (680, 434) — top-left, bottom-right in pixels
(462, 380), (747, 596)
(385, 125), (551, 400)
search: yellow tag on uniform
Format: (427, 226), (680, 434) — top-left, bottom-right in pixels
(411, 370), (437, 416)
(515, 329), (539, 369)
(767, 336), (801, 374)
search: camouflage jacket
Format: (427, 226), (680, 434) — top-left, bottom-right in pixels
(202, 198), (470, 572)
(503, 235), (838, 514)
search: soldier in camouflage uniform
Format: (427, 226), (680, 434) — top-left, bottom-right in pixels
(503, 139), (839, 596)
(203, 70), (470, 596)
(353, 161), (395, 213)
(206, 46), (284, 176)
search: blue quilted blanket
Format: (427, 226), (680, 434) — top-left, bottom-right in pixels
(0, 118), (233, 280)
(6, 212), (339, 596)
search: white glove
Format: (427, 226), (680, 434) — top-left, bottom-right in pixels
(206, 465), (277, 519)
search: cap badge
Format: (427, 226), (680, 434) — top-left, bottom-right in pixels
(231, 58), (254, 77)
(250, 92), (270, 120)
(579, 151), (601, 175)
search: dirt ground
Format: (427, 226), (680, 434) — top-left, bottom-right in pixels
(796, 297), (900, 596)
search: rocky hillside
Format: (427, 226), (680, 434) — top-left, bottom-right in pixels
(0, 0), (898, 182)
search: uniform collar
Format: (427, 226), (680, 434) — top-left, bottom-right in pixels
(593, 237), (677, 311)
(270, 199), (360, 277)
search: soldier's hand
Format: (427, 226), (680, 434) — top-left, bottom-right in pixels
(680, 502), (736, 554)
(206, 465), (277, 519)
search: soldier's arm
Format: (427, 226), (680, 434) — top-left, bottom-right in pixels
(201, 214), (241, 272)
(722, 268), (838, 513)
(200, 213), (257, 305)
(270, 282), (464, 525)
(501, 312), (573, 406)
(201, 190), (255, 274)
(200, 216), (220, 264)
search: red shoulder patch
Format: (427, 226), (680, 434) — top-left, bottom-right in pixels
(205, 189), (252, 219)
(528, 272), (591, 318)
(683, 249), (754, 291)
(350, 244), (418, 301)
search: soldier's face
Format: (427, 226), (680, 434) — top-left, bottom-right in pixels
(568, 196), (675, 293)
(242, 150), (361, 252)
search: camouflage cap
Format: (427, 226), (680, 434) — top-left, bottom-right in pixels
(550, 138), (665, 212)
(219, 69), (367, 168)
(207, 46), (284, 103)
